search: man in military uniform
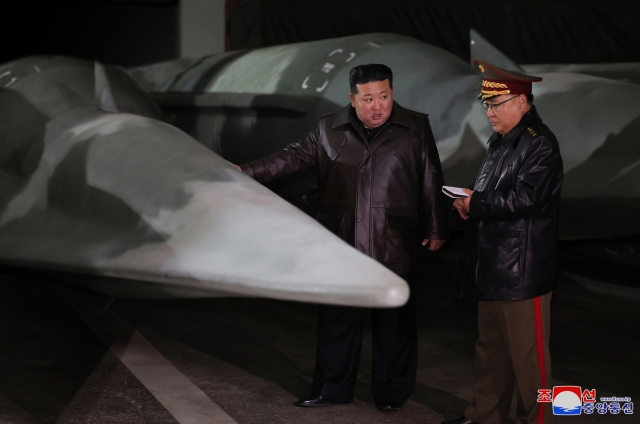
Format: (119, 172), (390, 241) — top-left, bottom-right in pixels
(444, 60), (563, 424)
(236, 64), (449, 411)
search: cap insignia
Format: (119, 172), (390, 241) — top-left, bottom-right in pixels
(482, 80), (508, 89)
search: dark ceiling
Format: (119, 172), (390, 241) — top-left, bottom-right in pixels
(1, 0), (638, 67)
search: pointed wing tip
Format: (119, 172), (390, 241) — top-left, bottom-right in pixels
(377, 283), (410, 307)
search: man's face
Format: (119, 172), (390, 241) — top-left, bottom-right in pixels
(483, 94), (528, 135)
(349, 79), (393, 129)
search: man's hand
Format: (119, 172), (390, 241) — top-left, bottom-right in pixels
(453, 189), (474, 220)
(421, 239), (446, 251)
(229, 161), (242, 171)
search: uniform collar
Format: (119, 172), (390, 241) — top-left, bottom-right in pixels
(488, 105), (541, 147)
(331, 101), (414, 131)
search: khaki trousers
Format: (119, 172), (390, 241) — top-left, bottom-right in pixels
(465, 293), (552, 424)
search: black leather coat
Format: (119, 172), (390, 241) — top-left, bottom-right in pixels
(453, 106), (563, 300)
(241, 102), (450, 276)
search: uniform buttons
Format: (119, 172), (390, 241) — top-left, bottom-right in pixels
(357, 218), (362, 223)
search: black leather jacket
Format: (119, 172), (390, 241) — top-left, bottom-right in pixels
(241, 102), (450, 276)
(453, 106), (563, 300)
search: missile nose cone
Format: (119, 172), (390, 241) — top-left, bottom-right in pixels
(110, 165), (410, 307)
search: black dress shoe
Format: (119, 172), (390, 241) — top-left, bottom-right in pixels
(441, 416), (478, 424)
(293, 395), (350, 407)
(376, 401), (404, 411)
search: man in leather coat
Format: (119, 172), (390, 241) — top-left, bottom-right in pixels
(236, 64), (449, 411)
(444, 60), (563, 424)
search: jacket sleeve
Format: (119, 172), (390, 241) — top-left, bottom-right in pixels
(240, 125), (320, 183)
(420, 118), (450, 240)
(469, 135), (562, 221)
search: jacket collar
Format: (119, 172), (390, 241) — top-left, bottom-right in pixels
(331, 101), (414, 131)
(488, 105), (542, 147)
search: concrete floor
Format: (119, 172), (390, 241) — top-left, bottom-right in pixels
(0, 240), (638, 423)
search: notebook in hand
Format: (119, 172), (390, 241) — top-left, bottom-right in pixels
(442, 186), (469, 198)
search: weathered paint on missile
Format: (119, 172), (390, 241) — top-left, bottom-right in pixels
(0, 56), (409, 307)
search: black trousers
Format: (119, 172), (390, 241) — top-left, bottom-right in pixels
(309, 284), (417, 404)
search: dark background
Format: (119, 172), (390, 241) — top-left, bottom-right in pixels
(227, 0), (640, 64)
(0, 0), (179, 67)
(1, 0), (639, 67)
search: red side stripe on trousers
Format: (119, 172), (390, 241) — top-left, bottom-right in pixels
(533, 296), (546, 424)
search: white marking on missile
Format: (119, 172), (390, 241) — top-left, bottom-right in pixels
(329, 48), (343, 56)
(321, 62), (335, 73)
(57, 286), (238, 424)
(346, 52), (356, 62)
(34, 65), (41, 72)
(4, 77), (16, 87)
(301, 76), (309, 89)
(0, 71), (10, 79)
(316, 80), (328, 92)
(368, 42), (381, 48)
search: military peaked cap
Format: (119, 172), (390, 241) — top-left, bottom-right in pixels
(473, 59), (542, 99)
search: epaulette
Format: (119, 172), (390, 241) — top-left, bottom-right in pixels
(525, 126), (538, 138)
(517, 125), (544, 149)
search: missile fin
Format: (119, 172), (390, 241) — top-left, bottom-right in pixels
(470, 29), (525, 73)
(95, 61), (120, 113)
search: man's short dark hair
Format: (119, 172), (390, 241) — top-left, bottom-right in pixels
(349, 64), (393, 95)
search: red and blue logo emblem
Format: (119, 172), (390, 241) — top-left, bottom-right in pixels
(538, 386), (633, 415)
(552, 386), (583, 415)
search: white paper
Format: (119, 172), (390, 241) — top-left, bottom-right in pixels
(442, 186), (469, 198)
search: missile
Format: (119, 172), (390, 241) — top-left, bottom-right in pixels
(130, 31), (640, 240)
(0, 56), (408, 307)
